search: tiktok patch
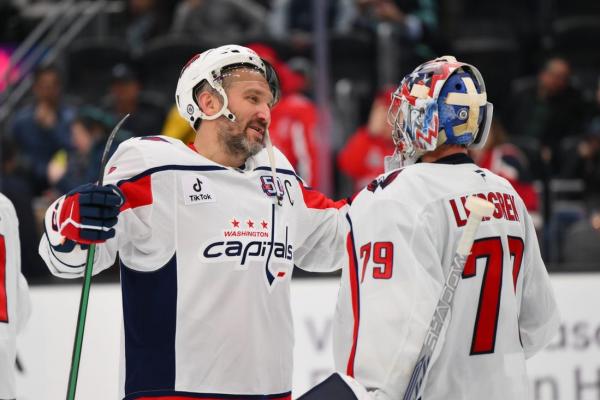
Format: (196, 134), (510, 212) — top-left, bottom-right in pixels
(181, 174), (217, 205)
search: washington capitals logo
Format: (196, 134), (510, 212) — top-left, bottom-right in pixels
(474, 169), (487, 181)
(367, 169), (402, 193)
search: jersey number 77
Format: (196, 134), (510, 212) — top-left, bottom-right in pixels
(464, 235), (524, 354)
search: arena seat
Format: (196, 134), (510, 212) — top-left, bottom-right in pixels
(65, 37), (131, 101)
(135, 35), (216, 97)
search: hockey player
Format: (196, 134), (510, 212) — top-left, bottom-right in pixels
(0, 192), (31, 400)
(301, 56), (559, 399)
(38, 45), (347, 400)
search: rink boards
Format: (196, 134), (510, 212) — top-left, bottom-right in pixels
(15, 274), (600, 400)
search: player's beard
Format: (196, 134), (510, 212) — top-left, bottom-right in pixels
(217, 119), (265, 159)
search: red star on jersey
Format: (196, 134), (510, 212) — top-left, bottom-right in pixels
(261, 220), (268, 229)
(231, 219), (240, 228)
(246, 219), (254, 228)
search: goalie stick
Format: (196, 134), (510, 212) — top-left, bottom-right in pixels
(66, 114), (129, 400)
(402, 196), (495, 400)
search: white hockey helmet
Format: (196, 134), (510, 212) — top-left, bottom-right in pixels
(175, 44), (281, 129)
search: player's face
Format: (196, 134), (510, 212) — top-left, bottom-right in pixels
(217, 70), (273, 159)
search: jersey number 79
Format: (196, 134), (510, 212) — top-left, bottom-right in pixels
(359, 241), (394, 282)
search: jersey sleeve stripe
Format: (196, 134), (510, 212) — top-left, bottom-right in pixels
(119, 175), (153, 211)
(43, 229), (86, 270)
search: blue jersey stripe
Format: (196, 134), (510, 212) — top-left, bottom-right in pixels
(252, 166), (297, 177)
(112, 164), (308, 202)
(116, 165), (227, 186)
(114, 165), (302, 188)
(121, 254), (178, 394)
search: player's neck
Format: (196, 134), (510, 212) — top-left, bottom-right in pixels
(421, 145), (468, 163)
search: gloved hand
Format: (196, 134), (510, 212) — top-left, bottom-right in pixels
(57, 183), (124, 244)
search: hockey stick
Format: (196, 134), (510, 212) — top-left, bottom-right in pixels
(402, 196), (495, 400)
(66, 114), (129, 400)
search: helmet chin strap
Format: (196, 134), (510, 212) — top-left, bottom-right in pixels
(197, 84), (237, 122)
(223, 106), (237, 122)
(199, 104), (237, 122)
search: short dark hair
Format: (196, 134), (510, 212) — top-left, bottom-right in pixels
(541, 56), (570, 72)
(33, 64), (61, 83)
(192, 80), (222, 130)
(73, 106), (114, 135)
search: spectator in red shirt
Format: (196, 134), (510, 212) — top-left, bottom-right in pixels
(337, 87), (396, 191)
(247, 43), (321, 188)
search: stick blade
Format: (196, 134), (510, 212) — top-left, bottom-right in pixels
(465, 196), (495, 218)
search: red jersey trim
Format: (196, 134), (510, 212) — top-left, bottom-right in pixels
(345, 216), (361, 377)
(299, 183), (347, 210)
(119, 175), (153, 211)
(0, 235), (7, 322)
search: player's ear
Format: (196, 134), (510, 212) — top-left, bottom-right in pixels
(197, 90), (222, 117)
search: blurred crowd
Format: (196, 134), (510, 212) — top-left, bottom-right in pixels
(1, 0), (600, 278)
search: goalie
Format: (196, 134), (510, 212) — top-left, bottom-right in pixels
(301, 56), (559, 400)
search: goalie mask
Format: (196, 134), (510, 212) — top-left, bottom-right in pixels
(387, 55), (493, 162)
(175, 44), (281, 129)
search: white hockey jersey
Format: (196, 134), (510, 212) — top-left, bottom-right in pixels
(39, 136), (347, 399)
(0, 193), (31, 400)
(333, 154), (559, 400)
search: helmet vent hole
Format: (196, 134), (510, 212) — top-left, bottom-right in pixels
(455, 83), (462, 90)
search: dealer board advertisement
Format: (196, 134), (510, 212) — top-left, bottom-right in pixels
(14, 274), (600, 399)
